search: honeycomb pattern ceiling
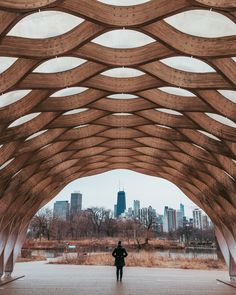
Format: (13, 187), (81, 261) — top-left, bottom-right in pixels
(0, 0), (235, 245)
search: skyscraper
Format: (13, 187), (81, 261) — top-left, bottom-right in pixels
(53, 201), (69, 221)
(193, 208), (202, 229)
(156, 214), (164, 233)
(140, 207), (148, 225)
(202, 215), (209, 230)
(127, 207), (133, 218)
(70, 192), (82, 217)
(133, 200), (140, 218)
(176, 210), (184, 228)
(176, 203), (184, 229)
(167, 208), (177, 232)
(116, 190), (126, 217)
(180, 203), (185, 217)
(163, 206), (169, 233)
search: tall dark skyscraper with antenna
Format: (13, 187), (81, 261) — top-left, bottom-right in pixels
(116, 190), (126, 217)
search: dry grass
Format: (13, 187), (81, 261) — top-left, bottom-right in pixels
(16, 255), (46, 263)
(49, 251), (226, 271)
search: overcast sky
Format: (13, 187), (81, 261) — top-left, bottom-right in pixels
(47, 169), (198, 218)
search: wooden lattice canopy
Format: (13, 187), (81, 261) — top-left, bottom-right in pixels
(0, 0), (235, 277)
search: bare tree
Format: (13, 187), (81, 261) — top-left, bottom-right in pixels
(29, 208), (53, 240)
(86, 207), (107, 237)
(122, 219), (135, 244)
(131, 219), (145, 249)
(51, 218), (70, 241)
(103, 210), (118, 237)
(143, 209), (156, 245)
(70, 211), (93, 239)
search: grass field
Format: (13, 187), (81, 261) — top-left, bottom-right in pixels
(49, 251), (226, 270)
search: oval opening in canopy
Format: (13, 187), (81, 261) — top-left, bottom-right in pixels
(92, 30), (155, 48)
(101, 68), (144, 78)
(8, 11), (84, 39)
(165, 10), (236, 38)
(51, 87), (88, 97)
(192, 143), (207, 151)
(113, 113), (132, 116)
(160, 57), (215, 73)
(156, 124), (171, 129)
(63, 108), (89, 115)
(218, 90), (236, 103)
(158, 87), (195, 97)
(34, 57), (87, 73)
(74, 124), (89, 129)
(0, 158), (14, 170)
(39, 143), (52, 151)
(0, 90), (31, 108)
(156, 109), (183, 116)
(8, 113), (41, 128)
(0, 57), (18, 74)
(25, 130), (48, 141)
(198, 130), (221, 141)
(108, 94), (138, 99)
(205, 113), (236, 128)
(98, 0), (150, 5)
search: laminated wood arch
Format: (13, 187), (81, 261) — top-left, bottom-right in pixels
(0, 0), (235, 280)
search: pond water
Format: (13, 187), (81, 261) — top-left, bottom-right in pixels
(31, 248), (218, 260)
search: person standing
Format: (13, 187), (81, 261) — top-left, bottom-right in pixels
(112, 241), (128, 281)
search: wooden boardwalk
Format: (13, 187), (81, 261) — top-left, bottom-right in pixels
(0, 261), (235, 295)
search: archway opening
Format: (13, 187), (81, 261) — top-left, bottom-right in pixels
(23, 170), (221, 272)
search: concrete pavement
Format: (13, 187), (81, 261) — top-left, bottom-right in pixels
(0, 261), (235, 295)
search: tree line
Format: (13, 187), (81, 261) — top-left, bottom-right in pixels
(28, 207), (215, 245)
(28, 207), (153, 244)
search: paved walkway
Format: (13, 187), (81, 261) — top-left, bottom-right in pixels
(0, 261), (235, 295)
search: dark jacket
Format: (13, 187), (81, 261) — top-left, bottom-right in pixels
(112, 245), (128, 267)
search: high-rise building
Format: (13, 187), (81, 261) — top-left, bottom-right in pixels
(202, 215), (209, 230)
(148, 206), (155, 214)
(163, 206), (169, 233)
(70, 192), (82, 217)
(140, 207), (148, 225)
(164, 206), (181, 232)
(193, 208), (202, 229)
(180, 203), (185, 217)
(183, 216), (188, 227)
(176, 210), (184, 228)
(116, 190), (126, 217)
(189, 218), (194, 228)
(147, 206), (152, 224)
(147, 206), (157, 230)
(53, 201), (69, 220)
(133, 200), (140, 218)
(167, 208), (177, 232)
(151, 208), (157, 217)
(156, 214), (163, 233)
(127, 207), (133, 218)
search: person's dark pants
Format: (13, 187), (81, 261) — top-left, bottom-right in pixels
(116, 266), (123, 281)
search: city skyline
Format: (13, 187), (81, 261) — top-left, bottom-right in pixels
(52, 190), (212, 235)
(47, 170), (197, 218)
